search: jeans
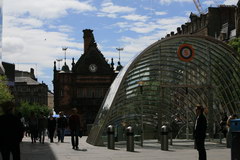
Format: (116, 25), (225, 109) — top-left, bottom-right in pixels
(58, 128), (65, 142)
(38, 129), (46, 143)
(71, 130), (79, 148)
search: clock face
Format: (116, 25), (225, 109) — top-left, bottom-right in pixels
(89, 64), (97, 72)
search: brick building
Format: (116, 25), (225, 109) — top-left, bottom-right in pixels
(53, 29), (116, 134)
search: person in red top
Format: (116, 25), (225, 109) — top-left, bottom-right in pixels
(69, 108), (82, 150)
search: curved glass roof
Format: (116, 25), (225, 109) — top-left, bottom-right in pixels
(87, 35), (240, 146)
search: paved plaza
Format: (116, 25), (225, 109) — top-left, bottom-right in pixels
(0, 136), (231, 160)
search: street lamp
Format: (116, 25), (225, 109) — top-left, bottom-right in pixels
(116, 47), (123, 63)
(138, 81), (144, 147)
(62, 47), (68, 64)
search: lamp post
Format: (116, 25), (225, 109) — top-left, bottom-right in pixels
(62, 47), (68, 64)
(138, 81), (144, 147)
(116, 47), (123, 63)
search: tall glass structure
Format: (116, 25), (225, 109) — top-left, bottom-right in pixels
(87, 35), (240, 146)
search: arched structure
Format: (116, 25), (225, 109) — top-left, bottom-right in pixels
(87, 35), (240, 146)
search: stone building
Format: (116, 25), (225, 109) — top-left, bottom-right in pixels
(173, 4), (240, 41)
(14, 68), (48, 106)
(48, 91), (54, 110)
(53, 29), (116, 134)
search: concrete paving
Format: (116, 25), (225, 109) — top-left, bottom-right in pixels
(0, 136), (231, 160)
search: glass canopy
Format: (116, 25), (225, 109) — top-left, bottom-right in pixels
(87, 35), (240, 146)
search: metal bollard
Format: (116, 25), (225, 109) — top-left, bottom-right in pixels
(161, 125), (168, 151)
(107, 125), (115, 149)
(126, 126), (134, 152)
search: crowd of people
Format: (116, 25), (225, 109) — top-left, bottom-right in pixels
(22, 109), (83, 145)
(0, 100), (83, 160)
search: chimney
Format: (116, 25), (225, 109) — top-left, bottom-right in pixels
(30, 68), (34, 76)
(83, 29), (95, 53)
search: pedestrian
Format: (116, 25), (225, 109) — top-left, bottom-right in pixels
(29, 111), (38, 143)
(69, 108), (82, 150)
(47, 112), (56, 143)
(0, 101), (24, 160)
(16, 112), (25, 142)
(219, 113), (228, 138)
(38, 112), (48, 144)
(193, 104), (207, 160)
(57, 111), (68, 143)
(226, 114), (237, 148)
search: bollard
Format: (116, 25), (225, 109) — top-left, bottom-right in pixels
(107, 125), (115, 149)
(161, 125), (168, 151)
(126, 126), (134, 152)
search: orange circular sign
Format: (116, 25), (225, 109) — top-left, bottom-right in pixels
(177, 44), (195, 62)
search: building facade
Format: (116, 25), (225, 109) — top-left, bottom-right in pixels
(53, 29), (116, 134)
(14, 68), (48, 106)
(171, 3), (240, 41)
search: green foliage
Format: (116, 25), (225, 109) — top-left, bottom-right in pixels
(16, 102), (51, 118)
(0, 76), (14, 115)
(228, 38), (240, 54)
(0, 76), (14, 104)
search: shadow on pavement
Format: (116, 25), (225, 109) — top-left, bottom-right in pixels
(0, 140), (57, 160)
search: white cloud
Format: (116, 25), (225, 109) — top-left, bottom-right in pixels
(7, 16), (44, 28)
(121, 14), (149, 22)
(203, 1), (216, 6)
(155, 11), (168, 16)
(159, 0), (192, 5)
(4, 0), (96, 19)
(224, 0), (238, 5)
(49, 25), (74, 33)
(115, 16), (188, 34)
(98, 1), (135, 18)
(101, 1), (135, 14)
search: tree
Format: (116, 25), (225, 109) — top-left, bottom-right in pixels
(228, 37), (240, 54)
(0, 75), (14, 115)
(16, 102), (51, 118)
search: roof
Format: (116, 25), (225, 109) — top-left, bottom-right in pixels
(15, 77), (40, 85)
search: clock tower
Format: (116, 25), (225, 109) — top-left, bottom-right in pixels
(53, 29), (116, 135)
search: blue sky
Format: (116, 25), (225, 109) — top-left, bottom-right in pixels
(2, 0), (238, 91)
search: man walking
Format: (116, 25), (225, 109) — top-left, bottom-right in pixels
(194, 104), (207, 160)
(69, 108), (82, 150)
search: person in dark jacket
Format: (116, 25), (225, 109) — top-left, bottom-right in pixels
(47, 112), (56, 143)
(57, 111), (67, 143)
(69, 108), (82, 150)
(28, 111), (38, 143)
(194, 104), (207, 160)
(38, 112), (48, 144)
(0, 101), (24, 160)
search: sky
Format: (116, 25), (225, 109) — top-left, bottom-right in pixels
(1, 0), (238, 91)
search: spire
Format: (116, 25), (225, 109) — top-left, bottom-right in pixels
(72, 57), (75, 71)
(111, 58), (114, 70)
